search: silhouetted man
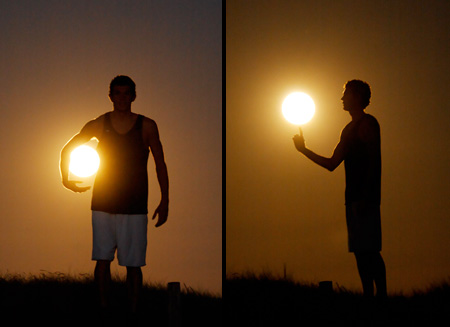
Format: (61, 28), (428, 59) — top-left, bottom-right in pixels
(293, 80), (387, 298)
(60, 75), (169, 317)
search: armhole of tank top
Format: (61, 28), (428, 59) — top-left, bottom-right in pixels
(137, 115), (146, 145)
(137, 114), (144, 129)
(98, 113), (110, 140)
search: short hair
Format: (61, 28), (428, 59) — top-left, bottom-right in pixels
(109, 75), (136, 97)
(344, 80), (371, 109)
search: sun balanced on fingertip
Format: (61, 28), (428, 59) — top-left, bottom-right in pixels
(282, 92), (315, 125)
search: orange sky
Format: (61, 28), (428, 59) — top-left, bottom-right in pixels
(227, 0), (450, 295)
(0, 1), (222, 295)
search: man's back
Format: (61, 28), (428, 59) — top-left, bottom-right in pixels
(341, 113), (381, 205)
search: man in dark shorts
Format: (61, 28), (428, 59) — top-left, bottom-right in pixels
(292, 79), (387, 298)
(60, 75), (169, 315)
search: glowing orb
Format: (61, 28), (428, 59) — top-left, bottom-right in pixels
(69, 145), (100, 177)
(282, 92), (315, 125)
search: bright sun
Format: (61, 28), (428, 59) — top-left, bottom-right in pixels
(282, 92), (315, 125)
(69, 145), (100, 177)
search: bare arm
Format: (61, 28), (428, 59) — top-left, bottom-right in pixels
(292, 127), (346, 172)
(60, 119), (101, 192)
(144, 118), (169, 227)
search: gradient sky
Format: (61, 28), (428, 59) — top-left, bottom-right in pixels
(0, 0), (222, 295)
(227, 0), (449, 295)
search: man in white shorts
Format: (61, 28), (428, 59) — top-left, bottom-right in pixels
(60, 75), (169, 316)
(292, 80), (387, 299)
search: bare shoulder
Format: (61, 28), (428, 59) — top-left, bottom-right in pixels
(362, 114), (379, 127)
(141, 116), (162, 147)
(359, 114), (380, 141)
(142, 115), (157, 127)
(340, 121), (353, 140)
(142, 116), (160, 134)
(80, 113), (106, 138)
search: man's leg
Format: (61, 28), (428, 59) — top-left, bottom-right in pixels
(95, 260), (112, 308)
(126, 266), (143, 313)
(354, 252), (374, 297)
(373, 252), (387, 298)
(355, 251), (387, 298)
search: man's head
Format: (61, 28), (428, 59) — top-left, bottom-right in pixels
(108, 75), (136, 110)
(341, 80), (371, 111)
(109, 75), (136, 98)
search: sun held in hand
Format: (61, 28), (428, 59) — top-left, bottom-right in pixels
(69, 145), (100, 177)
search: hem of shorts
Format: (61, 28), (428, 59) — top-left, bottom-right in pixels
(118, 263), (146, 267)
(91, 208), (148, 215)
(91, 258), (146, 267)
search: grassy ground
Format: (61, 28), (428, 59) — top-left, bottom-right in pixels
(226, 271), (450, 326)
(0, 271), (221, 326)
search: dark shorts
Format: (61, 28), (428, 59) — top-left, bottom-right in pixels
(345, 203), (381, 253)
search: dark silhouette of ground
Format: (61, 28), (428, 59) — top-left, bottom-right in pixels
(226, 272), (449, 326)
(0, 273), (221, 326)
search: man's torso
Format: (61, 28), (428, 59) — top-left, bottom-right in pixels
(341, 113), (381, 205)
(91, 112), (150, 214)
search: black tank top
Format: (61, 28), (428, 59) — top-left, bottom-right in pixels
(91, 112), (149, 214)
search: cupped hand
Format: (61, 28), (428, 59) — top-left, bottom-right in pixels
(63, 180), (91, 193)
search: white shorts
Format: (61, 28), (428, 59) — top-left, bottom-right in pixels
(92, 211), (148, 267)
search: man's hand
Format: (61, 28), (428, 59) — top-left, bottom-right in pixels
(152, 199), (168, 227)
(293, 127), (306, 152)
(62, 180), (91, 193)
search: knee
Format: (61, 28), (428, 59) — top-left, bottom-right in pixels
(355, 252), (369, 263)
(126, 266), (142, 275)
(95, 260), (111, 272)
(355, 251), (379, 261)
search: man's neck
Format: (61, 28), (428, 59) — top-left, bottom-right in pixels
(112, 108), (133, 117)
(349, 109), (365, 121)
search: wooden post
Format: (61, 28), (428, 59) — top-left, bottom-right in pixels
(168, 282), (181, 327)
